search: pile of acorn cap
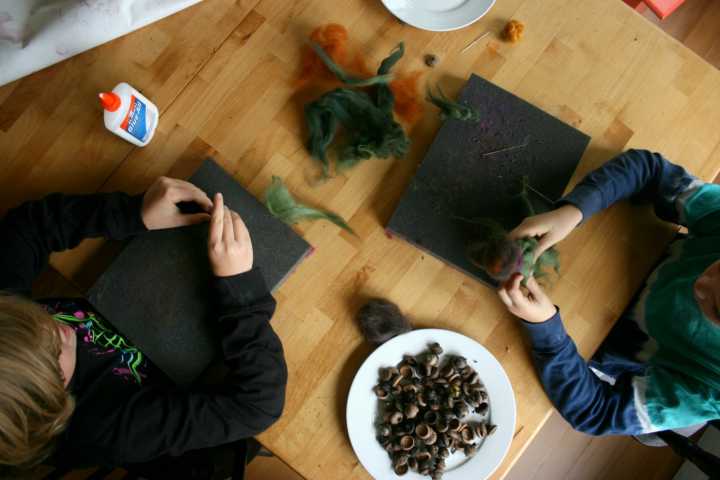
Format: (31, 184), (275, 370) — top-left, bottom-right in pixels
(373, 343), (496, 479)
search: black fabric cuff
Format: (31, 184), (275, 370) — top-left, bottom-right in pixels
(212, 267), (271, 310)
(126, 193), (149, 234)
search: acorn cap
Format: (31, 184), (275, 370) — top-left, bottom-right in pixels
(99, 92), (121, 112)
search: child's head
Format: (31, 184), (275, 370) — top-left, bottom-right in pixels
(0, 295), (75, 470)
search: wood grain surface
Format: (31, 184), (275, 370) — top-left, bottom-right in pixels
(2, 1), (720, 479)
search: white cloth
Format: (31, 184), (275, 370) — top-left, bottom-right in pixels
(0, 0), (201, 86)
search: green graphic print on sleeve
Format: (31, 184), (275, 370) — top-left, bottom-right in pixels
(49, 302), (147, 384)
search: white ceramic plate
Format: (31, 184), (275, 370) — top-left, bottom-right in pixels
(347, 329), (516, 480)
(380, 0), (496, 32)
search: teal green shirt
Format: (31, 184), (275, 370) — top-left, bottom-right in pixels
(525, 150), (720, 435)
(643, 184), (720, 430)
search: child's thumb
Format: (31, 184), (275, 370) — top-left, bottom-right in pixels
(533, 235), (554, 262)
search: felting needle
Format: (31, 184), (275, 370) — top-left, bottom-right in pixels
(482, 135), (531, 157)
(461, 32), (490, 53)
(481, 142), (528, 157)
(524, 182), (555, 205)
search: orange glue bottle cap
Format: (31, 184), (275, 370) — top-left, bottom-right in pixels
(98, 92), (121, 112)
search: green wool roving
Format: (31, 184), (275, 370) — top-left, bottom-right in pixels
(466, 178), (560, 284)
(426, 85), (480, 122)
(309, 42), (393, 87)
(304, 43), (410, 176)
(265, 176), (355, 235)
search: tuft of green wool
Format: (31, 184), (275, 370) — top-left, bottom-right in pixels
(304, 43), (410, 176)
(426, 85), (480, 122)
(265, 176), (355, 235)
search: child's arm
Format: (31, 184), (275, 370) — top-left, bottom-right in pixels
(525, 309), (720, 435)
(562, 149), (700, 225)
(0, 193), (147, 294)
(511, 149), (703, 259)
(88, 196), (286, 463)
(0, 177), (211, 295)
(523, 307), (646, 435)
(95, 269), (287, 463)
(498, 276), (640, 434)
(500, 275), (719, 435)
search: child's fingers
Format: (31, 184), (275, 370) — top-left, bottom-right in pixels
(508, 225), (530, 240)
(506, 274), (526, 305)
(209, 193), (224, 244)
(509, 220), (545, 240)
(525, 275), (545, 299)
(533, 235), (555, 262)
(175, 184), (214, 212)
(497, 288), (513, 308)
(223, 207), (235, 244)
(230, 211), (249, 243)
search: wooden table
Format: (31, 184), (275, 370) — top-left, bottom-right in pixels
(2, 0), (720, 478)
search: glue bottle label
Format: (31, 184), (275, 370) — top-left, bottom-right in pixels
(120, 96), (148, 142)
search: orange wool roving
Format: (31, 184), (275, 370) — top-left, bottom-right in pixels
(296, 24), (424, 126)
(390, 71), (425, 125)
(503, 20), (524, 43)
(296, 24), (351, 88)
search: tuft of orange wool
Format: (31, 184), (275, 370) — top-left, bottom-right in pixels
(503, 20), (524, 43)
(297, 24), (351, 88)
(295, 23), (424, 126)
(296, 24), (376, 87)
(389, 71), (425, 126)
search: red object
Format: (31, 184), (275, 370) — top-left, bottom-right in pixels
(120, 96), (137, 130)
(622, 0), (684, 18)
(623, 0), (647, 11)
(645, 0), (684, 19)
(98, 92), (121, 112)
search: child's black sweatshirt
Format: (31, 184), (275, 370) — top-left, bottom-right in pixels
(0, 192), (287, 467)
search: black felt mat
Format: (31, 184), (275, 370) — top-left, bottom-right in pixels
(387, 74), (590, 288)
(88, 159), (311, 386)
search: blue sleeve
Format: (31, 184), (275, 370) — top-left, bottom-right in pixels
(562, 149), (700, 225)
(523, 311), (645, 435)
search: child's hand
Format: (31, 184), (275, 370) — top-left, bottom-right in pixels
(509, 204), (582, 261)
(497, 274), (557, 323)
(208, 193), (253, 277)
(141, 177), (213, 230)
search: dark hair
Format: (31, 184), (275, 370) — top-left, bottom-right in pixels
(357, 298), (411, 345)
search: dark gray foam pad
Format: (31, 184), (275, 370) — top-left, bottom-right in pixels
(88, 159), (311, 386)
(387, 74), (590, 288)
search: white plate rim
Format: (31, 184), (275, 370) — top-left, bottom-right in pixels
(346, 328), (516, 480)
(379, 0), (497, 32)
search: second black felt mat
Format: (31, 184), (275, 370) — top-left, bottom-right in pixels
(387, 74), (590, 287)
(88, 159), (311, 386)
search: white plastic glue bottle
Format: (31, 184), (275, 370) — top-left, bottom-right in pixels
(98, 83), (159, 147)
